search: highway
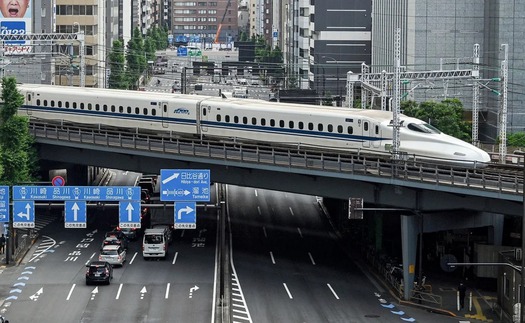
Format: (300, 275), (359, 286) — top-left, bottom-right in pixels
(226, 186), (460, 323)
(0, 173), (464, 322)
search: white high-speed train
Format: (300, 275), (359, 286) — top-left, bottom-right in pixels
(15, 84), (490, 167)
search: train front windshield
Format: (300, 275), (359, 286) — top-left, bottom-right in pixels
(407, 123), (441, 134)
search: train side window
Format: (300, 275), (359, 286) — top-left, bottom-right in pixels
(216, 114), (221, 122)
(328, 124), (333, 132)
(234, 116), (239, 123)
(95, 104), (100, 111)
(318, 123), (323, 131)
(243, 117), (247, 124)
(103, 104), (107, 111)
(364, 122), (369, 131)
(143, 108), (148, 115)
(111, 105), (115, 112)
(36, 99), (40, 106)
(28, 94), (31, 101)
(65, 101), (69, 108)
(58, 101), (62, 108)
(87, 103), (92, 110)
(152, 109), (156, 116)
(347, 126), (353, 134)
(135, 107), (139, 114)
(163, 104), (167, 113)
(50, 100), (55, 107)
(202, 108), (207, 116)
(251, 117), (256, 125)
(308, 123), (313, 130)
(279, 120), (284, 128)
(289, 121), (294, 129)
(119, 106), (123, 113)
(127, 106), (132, 113)
(298, 122), (304, 130)
(225, 115), (230, 122)
(261, 118), (266, 126)
(44, 100), (48, 106)
(337, 125), (343, 133)
(270, 119), (275, 127)
(73, 102), (77, 109)
(80, 103), (84, 110)
(375, 125), (379, 134)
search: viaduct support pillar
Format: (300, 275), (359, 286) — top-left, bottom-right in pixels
(401, 214), (418, 301)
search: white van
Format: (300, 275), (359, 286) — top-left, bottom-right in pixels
(143, 228), (169, 259)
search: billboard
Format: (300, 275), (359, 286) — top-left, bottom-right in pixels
(0, 0), (32, 55)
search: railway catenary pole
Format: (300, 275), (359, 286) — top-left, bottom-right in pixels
(471, 44), (480, 146)
(391, 28), (402, 160)
(499, 44), (509, 164)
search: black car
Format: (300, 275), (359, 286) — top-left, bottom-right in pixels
(101, 231), (128, 250)
(86, 261), (113, 285)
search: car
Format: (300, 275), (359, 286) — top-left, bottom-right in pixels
(152, 224), (173, 244)
(115, 226), (138, 241)
(101, 231), (128, 250)
(99, 245), (127, 267)
(86, 261), (113, 285)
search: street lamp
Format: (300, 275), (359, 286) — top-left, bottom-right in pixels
(322, 55), (339, 106)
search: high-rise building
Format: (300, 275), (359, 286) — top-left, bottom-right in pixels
(371, 0), (525, 142)
(172, 0), (238, 47)
(282, 0), (372, 103)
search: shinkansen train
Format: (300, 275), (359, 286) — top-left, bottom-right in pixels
(15, 84), (491, 167)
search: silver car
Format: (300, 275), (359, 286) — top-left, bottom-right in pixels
(99, 245), (126, 267)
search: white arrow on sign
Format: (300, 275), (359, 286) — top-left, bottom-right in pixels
(17, 203), (31, 220)
(183, 190), (190, 196)
(177, 205), (194, 220)
(71, 202), (80, 221)
(126, 203), (134, 222)
(162, 172), (179, 184)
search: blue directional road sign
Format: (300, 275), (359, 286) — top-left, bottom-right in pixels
(64, 201), (87, 228)
(160, 169), (210, 202)
(13, 201), (35, 228)
(174, 202), (196, 229)
(13, 186), (140, 201)
(0, 186), (9, 223)
(119, 201), (141, 228)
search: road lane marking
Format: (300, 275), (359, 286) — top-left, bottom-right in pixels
(254, 189), (258, 197)
(289, 207), (294, 216)
(180, 230), (185, 238)
(297, 228), (303, 238)
(257, 206), (261, 215)
(66, 284), (76, 300)
(262, 226), (267, 238)
(165, 283), (170, 299)
(269, 251), (275, 264)
(308, 252), (316, 265)
(84, 252), (96, 265)
(283, 283), (293, 299)
(327, 284), (340, 300)
(116, 284), (123, 299)
(129, 252), (138, 264)
(172, 252), (179, 265)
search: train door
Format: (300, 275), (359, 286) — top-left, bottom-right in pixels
(160, 102), (168, 128)
(200, 103), (209, 133)
(25, 92), (34, 115)
(361, 120), (370, 148)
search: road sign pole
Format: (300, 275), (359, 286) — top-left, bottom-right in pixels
(6, 205), (12, 264)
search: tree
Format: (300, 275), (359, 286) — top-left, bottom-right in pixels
(126, 27), (147, 89)
(401, 98), (471, 141)
(0, 77), (38, 185)
(108, 40), (129, 89)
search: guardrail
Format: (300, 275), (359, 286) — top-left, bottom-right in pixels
(27, 120), (523, 197)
